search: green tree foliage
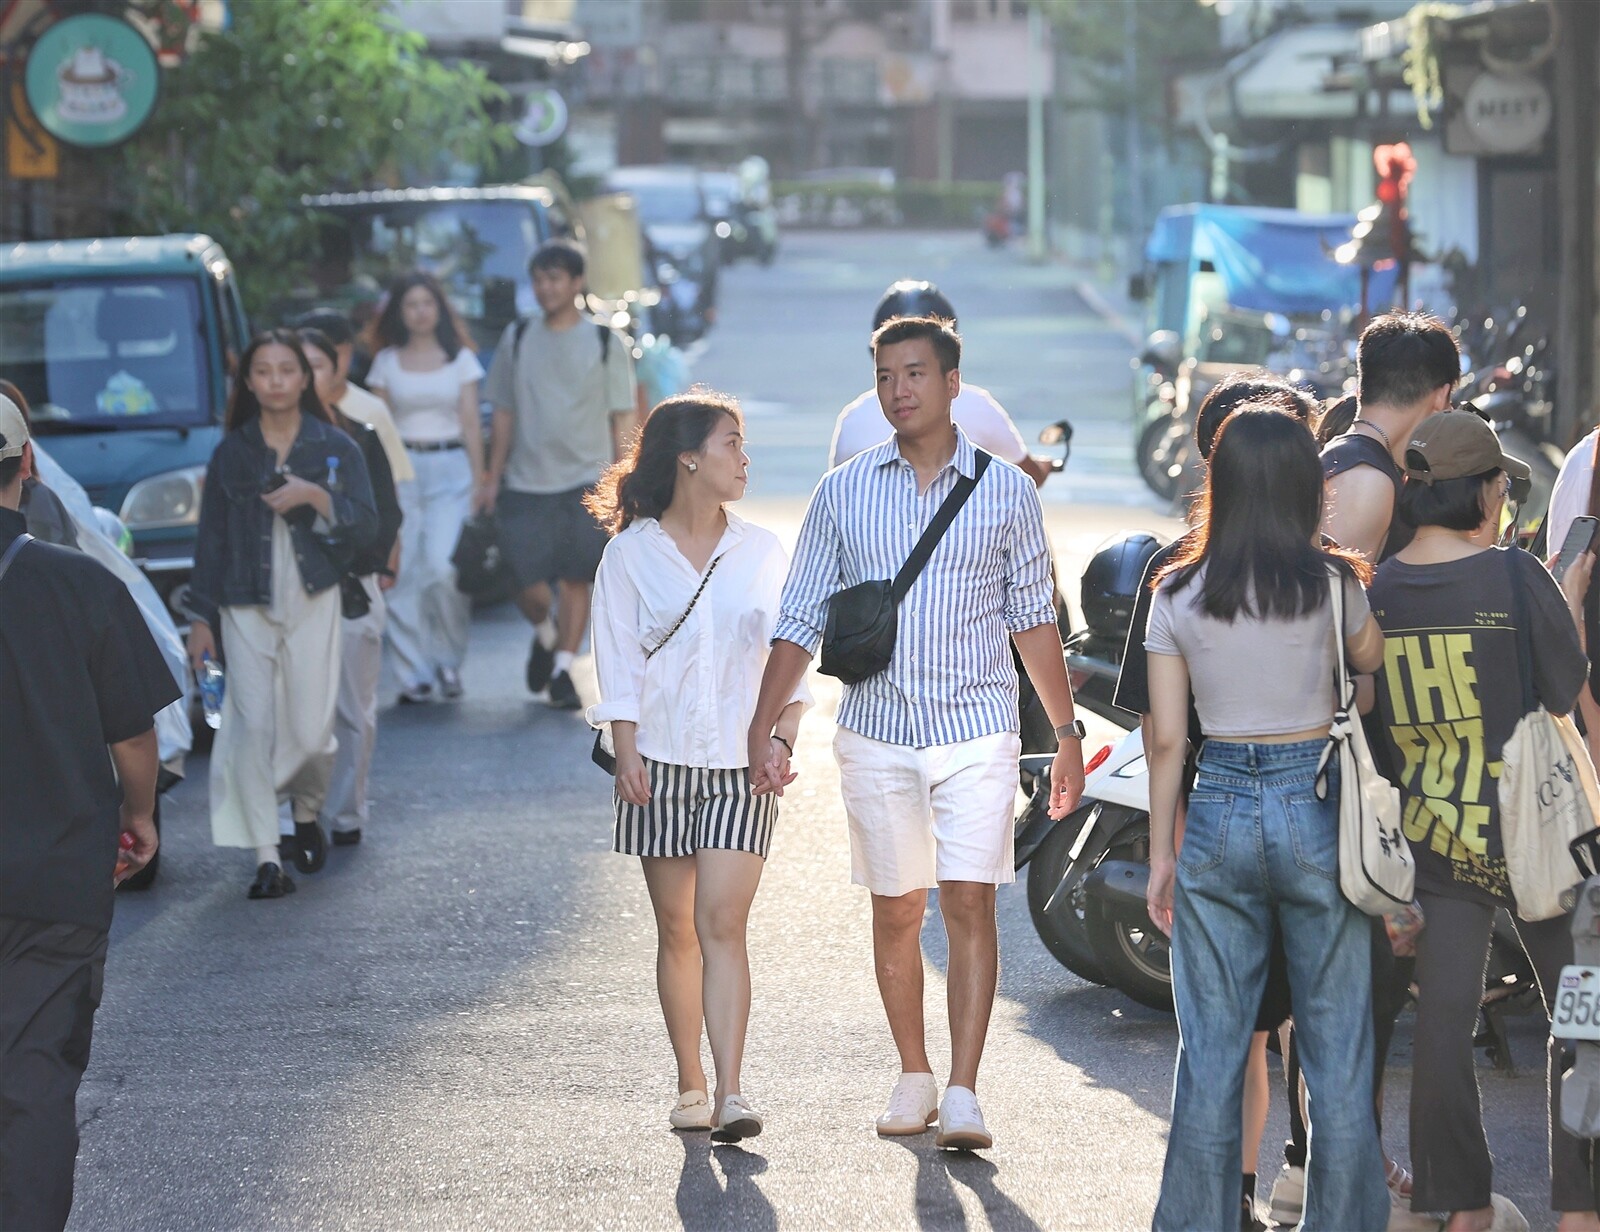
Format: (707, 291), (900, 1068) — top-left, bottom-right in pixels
(1036, 0), (1219, 120)
(119, 0), (511, 314)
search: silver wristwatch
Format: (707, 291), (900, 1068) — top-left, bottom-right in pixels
(1055, 719), (1086, 742)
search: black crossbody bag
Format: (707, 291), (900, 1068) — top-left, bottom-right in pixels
(592, 553), (725, 774)
(820, 451), (991, 685)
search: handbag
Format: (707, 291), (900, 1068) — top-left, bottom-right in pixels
(819, 450), (991, 684)
(1315, 568), (1415, 915)
(451, 513), (514, 598)
(1498, 550), (1600, 920)
(592, 553), (725, 774)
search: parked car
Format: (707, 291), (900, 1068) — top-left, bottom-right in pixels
(300, 184), (577, 373)
(601, 165), (721, 344)
(0, 233), (250, 621)
(699, 169), (777, 265)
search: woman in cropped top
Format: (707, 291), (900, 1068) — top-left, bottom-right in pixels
(1143, 407), (1389, 1232)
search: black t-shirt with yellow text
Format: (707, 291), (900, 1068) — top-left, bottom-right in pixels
(1369, 548), (1586, 906)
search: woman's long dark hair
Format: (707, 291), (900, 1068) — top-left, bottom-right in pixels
(1159, 405), (1369, 620)
(226, 330), (333, 433)
(362, 272), (475, 359)
(585, 392), (742, 536)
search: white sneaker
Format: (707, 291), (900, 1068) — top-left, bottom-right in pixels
(875, 1072), (938, 1137)
(934, 1085), (992, 1151)
(712, 1093), (763, 1143)
(668, 1089), (711, 1131)
(1268, 1163), (1305, 1228)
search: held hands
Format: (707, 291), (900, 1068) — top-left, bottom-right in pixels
(1047, 739), (1086, 820)
(261, 475), (329, 518)
(186, 621), (216, 679)
(1147, 853), (1175, 937)
(747, 732), (799, 797)
(1556, 548), (1595, 613)
(472, 478), (499, 517)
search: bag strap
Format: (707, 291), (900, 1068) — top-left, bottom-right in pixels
(646, 553), (723, 660)
(890, 450), (992, 603)
(512, 317), (612, 366)
(0, 533), (33, 586)
(1315, 566), (1355, 801)
(1503, 547), (1539, 715)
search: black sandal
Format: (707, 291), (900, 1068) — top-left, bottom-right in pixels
(287, 821), (327, 874)
(247, 862), (297, 899)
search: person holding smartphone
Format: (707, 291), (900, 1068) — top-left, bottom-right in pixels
(187, 331), (377, 899)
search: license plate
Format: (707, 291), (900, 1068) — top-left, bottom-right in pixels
(1552, 966), (1600, 1040)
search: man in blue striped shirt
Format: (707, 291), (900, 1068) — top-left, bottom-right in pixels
(747, 316), (1085, 1151)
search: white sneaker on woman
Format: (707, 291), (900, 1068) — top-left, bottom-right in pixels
(876, 1072), (938, 1137)
(1269, 1164), (1305, 1227)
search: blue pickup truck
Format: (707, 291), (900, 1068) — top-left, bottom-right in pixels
(0, 234), (250, 619)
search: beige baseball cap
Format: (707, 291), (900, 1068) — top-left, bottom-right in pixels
(1403, 410), (1530, 486)
(0, 394), (28, 462)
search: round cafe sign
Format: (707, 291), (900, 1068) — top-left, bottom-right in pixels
(24, 14), (160, 149)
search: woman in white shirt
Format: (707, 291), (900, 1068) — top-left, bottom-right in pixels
(587, 392), (810, 1143)
(364, 273), (486, 703)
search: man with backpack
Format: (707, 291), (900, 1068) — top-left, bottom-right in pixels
(482, 239), (639, 709)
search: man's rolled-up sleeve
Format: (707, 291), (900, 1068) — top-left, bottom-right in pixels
(1003, 479), (1057, 633)
(771, 481), (841, 654)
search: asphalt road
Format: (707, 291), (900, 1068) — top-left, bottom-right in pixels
(72, 232), (1558, 1230)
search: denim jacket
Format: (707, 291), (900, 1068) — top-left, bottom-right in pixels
(188, 415), (377, 628)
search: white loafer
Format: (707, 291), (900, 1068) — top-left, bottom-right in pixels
(669, 1089), (711, 1131)
(712, 1093), (763, 1143)
(876, 1072), (938, 1137)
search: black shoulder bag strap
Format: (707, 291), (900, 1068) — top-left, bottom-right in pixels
(890, 450), (992, 602)
(0, 533), (34, 585)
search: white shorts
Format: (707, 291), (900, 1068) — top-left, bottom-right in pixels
(833, 727), (1021, 897)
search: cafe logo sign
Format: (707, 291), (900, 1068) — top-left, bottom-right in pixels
(1463, 71), (1552, 155)
(24, 14), (159, 149)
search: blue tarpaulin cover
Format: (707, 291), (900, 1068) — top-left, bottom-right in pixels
(1145, 204), (1398, 316)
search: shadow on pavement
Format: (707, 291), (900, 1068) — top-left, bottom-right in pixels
(889, 1137), (1044, 1232)
(674, 1136), (777, 1232)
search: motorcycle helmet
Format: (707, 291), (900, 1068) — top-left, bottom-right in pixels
(1080, 531), (1166, 641)
(872, 280), (957, 333)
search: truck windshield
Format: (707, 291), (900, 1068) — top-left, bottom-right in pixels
(339, 201), (540, 324)
(0, 276), (212, 432)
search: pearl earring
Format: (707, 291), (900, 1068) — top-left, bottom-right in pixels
(686, 462), (698, 472)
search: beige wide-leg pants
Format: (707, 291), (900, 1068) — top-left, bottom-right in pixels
(210, 518), (342, 849)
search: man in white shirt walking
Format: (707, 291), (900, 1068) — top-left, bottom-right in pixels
(482, 240), (639, 710)
(827, 281), (1051, 486)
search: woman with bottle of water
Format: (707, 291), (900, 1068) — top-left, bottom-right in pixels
(187, 331), (377, 899)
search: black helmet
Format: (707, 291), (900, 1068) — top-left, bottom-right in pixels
(872, 280), (957, 333)
(1080, 531), (1166, 640)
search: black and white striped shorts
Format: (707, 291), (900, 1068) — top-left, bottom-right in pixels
(613, 759), (777, 859)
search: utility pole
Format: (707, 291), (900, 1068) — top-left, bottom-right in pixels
(1026, 3), (1046, 261)
(1122, 0), (1144, 264)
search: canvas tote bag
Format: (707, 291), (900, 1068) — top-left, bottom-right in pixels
(1497, 550), (1600, 920)
(1315, 569), (1415, 915)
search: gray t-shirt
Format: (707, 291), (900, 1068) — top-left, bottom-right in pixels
(1146, 564), (1370, 738)
(485, 318), (636, 495)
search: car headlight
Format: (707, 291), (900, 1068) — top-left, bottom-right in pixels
(121, 466), (205, 530)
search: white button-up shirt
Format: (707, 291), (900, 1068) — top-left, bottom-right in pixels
(588, 512), (812, 769)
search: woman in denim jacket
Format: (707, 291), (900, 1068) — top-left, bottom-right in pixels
(187, 330), (376, 899)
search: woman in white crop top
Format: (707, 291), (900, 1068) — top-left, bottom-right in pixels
(587, 392), (810, 1143)
(1142, 407), (1390, 1232)
(364, 273), (485, 702)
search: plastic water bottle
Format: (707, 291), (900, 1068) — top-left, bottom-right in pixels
(199, 653), (225, 730)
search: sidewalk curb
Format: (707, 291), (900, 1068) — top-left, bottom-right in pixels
(1073, 276), (1144, 349)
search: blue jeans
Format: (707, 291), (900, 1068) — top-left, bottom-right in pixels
(1153, 739), (1387, 1232)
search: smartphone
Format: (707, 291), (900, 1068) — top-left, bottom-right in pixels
(1553, 515), (1600, 582)
(262, 470), (289, 494)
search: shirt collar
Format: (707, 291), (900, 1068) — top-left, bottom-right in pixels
(640, 510), (748, 555)
(872, 424), (978, 478)
(0, 505), (23, 550)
